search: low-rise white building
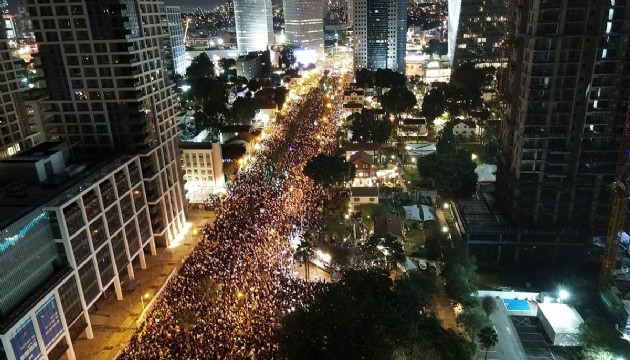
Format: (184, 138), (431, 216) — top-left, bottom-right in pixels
(349, 187), (379, 212)
(180, 142), (225, 204)
(452, 119), (479, 139)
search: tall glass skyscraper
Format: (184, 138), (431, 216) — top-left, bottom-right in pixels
(283, 0), (324, 57)
(234, 0), (274, 55)
(353, 0), (407, 74)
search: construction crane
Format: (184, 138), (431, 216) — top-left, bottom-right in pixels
(599, 162), (630, 288)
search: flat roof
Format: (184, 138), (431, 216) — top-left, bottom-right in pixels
(0, 154), (133, 230)
(538, 303), (584, 334)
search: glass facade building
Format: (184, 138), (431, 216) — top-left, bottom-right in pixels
(163, 6), (186, 76)
(234, 0), (274, 55)
(0, 153), (158, 360)
(353, 0), (407, 74)
(283, 0), (324, 57)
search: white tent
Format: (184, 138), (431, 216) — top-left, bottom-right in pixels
(475, 164), (497, 183)
(537, 303), (583, 346)
(402, 205), (436, 222)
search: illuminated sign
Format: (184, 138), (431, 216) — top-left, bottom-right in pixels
(10, 319), (42, 360)
(36, 296), (63, 348)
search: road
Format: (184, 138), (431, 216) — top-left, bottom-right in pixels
(479, 298), (527, 360)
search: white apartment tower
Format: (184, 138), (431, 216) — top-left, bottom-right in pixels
(283, 0), (324, 57)
(353, 0), (408, 74)
(25, 0), (187, 246)
(163, 6), (186, 77)
(234, 0), (274, 55)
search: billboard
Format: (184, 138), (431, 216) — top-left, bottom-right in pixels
(36, 296), (64, 348)
(10, 319), (42, 360)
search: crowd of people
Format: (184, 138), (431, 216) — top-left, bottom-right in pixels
(119, 79), (342, 359)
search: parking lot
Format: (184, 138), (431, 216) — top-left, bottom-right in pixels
(511, 316), (580, 360)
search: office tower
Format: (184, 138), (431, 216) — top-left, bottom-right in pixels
(234, 0), (274, 54)
(353, 0), (408, 74)
(448, 0), (508, 68)
(496, 0), (630, 233)
(347, 0), (354, 27)
(0, 15), (42, 158)
(283, 0), (324, 57)
(0, 143), (158, 360)
(26, 0), (186, 246)
(163, 6), (186, 77)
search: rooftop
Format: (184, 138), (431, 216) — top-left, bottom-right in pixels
(350, 187), (379, 197)
(345, 142), (380, 152)
(537, 303), (583, 334)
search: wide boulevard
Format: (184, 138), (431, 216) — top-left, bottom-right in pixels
(118, 73), (343, 359)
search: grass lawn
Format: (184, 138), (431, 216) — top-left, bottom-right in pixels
(403, 165), (422, 187)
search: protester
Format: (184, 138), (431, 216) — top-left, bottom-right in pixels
(119, 84), (341, 359)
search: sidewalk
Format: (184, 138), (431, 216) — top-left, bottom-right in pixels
(62, 210), (214, 360)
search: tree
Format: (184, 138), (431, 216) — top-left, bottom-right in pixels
(374, 68), (406, 88)
(231, 97), (259, 124)
(174, 309), (198, 349)
(196, 277), (222, 303)
(350, 111), (393, 144)
(481, 296), (497, 316)
(218, 58), (236, 73)
(280, 46), (296, 68)
(304, 154), (355, 188)
(436, 121), (457, 154)
(274, 87), (289, 110)
(355, 68), (373, 87)
(421, 89), (447, 122)
(296, 239), (314, 281)
(478, 326), (498, 360)
(457, 307), (490, 339)
(417, 151), (478, 199)
(425, 39), (441, 54)
(186, 53), (215, 81)
(247, 78), (261, 92)
(380, 87), (417, 119)
(276, 270), (473, 360)
(579, 317), (627, 360)
(442, 238), (479, 306)
(378, 234), (406, 271)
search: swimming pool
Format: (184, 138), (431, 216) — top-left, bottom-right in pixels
(503, 298), (532, 312)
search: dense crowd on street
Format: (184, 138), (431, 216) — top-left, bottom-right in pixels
(119, 82), (341, 359)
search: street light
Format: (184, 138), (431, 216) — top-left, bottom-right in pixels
(558, 289), (569, 302)
(443, 203), (450, 209)
(141, 292), (150, 311)
(441, 226), (449, 233)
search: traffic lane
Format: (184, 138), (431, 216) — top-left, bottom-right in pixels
(487, 302), (528, 360)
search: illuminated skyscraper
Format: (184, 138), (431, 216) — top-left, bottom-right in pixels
(353, 0), (407, 73)
(448, 0), (508, 68)
(26, 0), (187, 246)
(234, 0), (274, 54)
(283, 0), (324, 58)
(497, 0), (630, 232)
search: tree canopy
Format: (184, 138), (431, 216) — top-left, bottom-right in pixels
(303, 154), (355, 187)
(579, 317), (627, 360)
(230, 97), (259, 124)
(275, 270), (474, 360)
(417, 150), (477, 199)
(350, 111), (393, 144)
(381, 87), (417, 119)
(355, 68), (406, 88)
(421, 89), (447, 122)
(186, 53), (215, 81)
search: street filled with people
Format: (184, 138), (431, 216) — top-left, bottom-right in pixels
(119, 76), (342, 359)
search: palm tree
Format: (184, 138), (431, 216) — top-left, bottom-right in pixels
(478, 326), (498, 360)
(296, 239), (314, 281)
(197, 277), (222, 303)
(175, 309), (198, 350)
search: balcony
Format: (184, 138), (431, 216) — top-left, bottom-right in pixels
(63, 206), (85, 236)
(82, 194), (101, 221)
(115, 173), (129, 195)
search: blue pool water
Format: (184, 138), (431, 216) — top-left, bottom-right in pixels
(503, 298), (532, 311)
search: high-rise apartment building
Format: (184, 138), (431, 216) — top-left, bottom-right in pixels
(25, 0), (187, 246)
(353, 0), (407, 74)
(0, 15), (43, 159)
(448, 0), (508, 68)
(163, 6), (186, 77)
(234, 0), (274, 55)
(283, 0), (324, 57)
(497, 0), (630, 233)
